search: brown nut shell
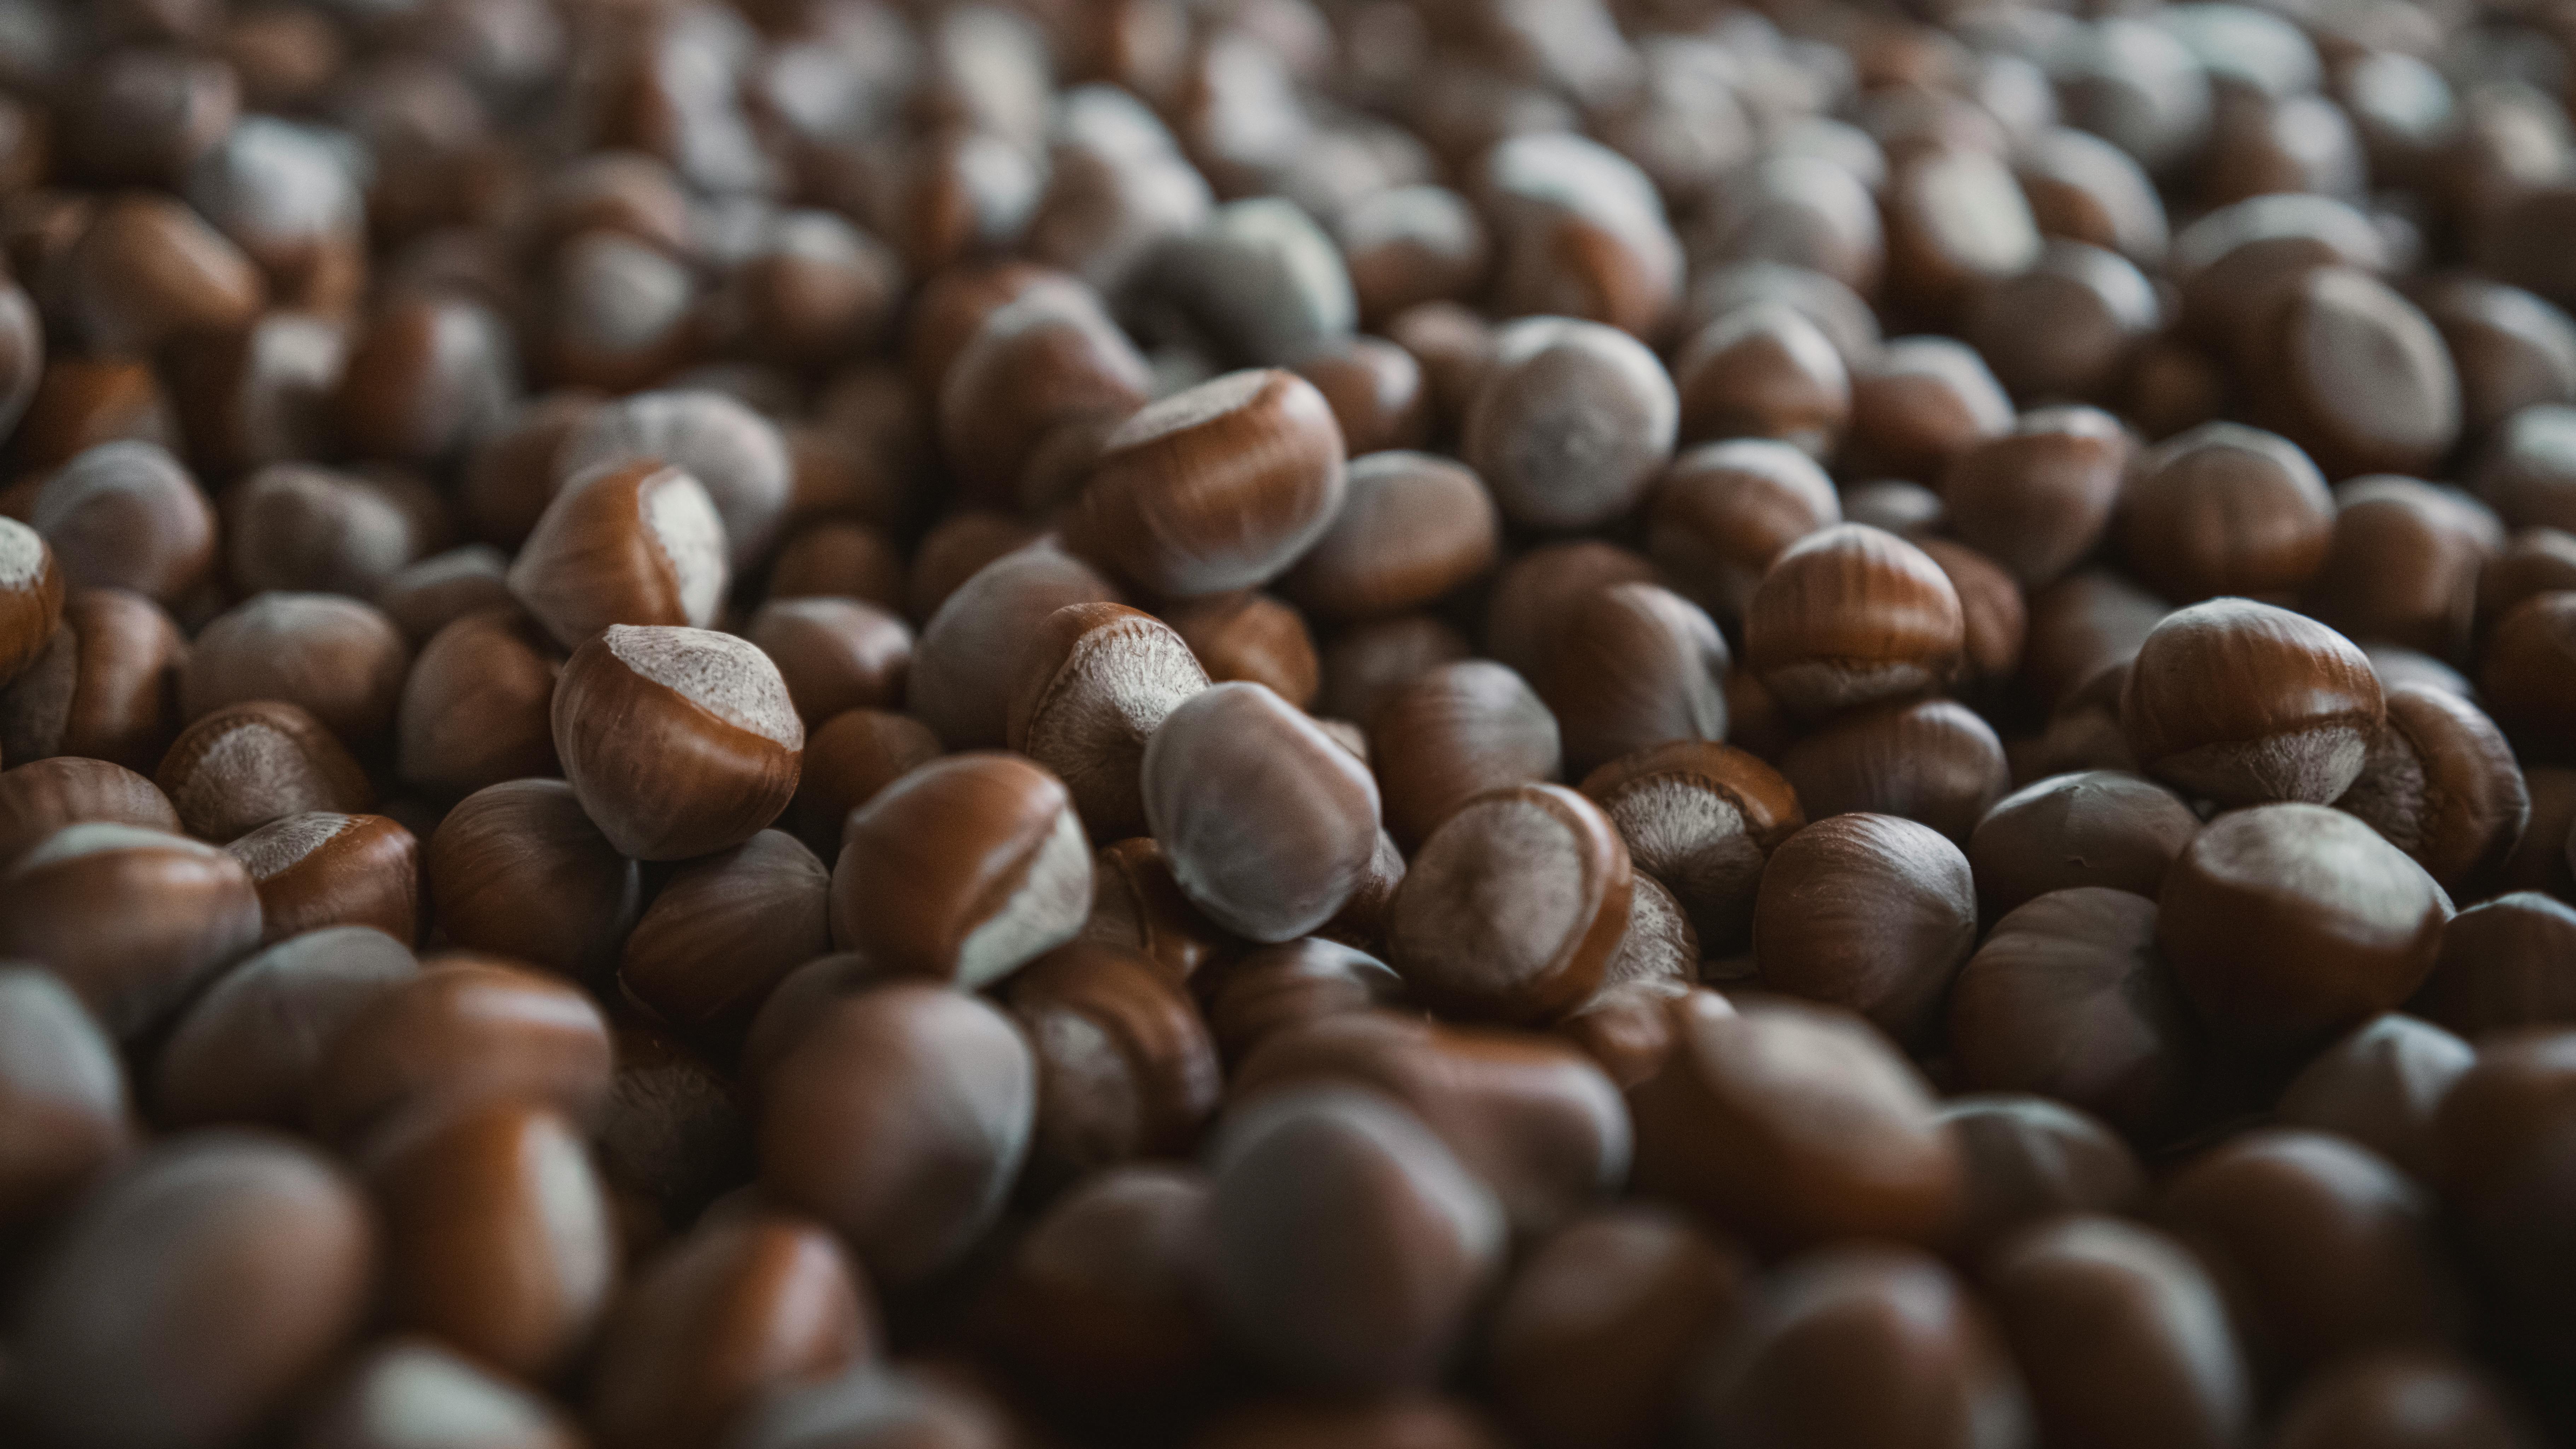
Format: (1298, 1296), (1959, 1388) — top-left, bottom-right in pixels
(226, 811), (420, 946)
(1389, 783), (1633, 1024)
(552, 625), (805, 862)
(2122, 597), (2384, 806)
(1743, 523), (1964, 719)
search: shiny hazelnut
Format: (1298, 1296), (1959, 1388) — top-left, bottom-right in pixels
(1318, 614), (1473, 728)
(225, 811), (419, 945)
(1968, 770), (2201, 920)
(1580, 741), (1804, 956)
(2306, 476), (2501, 659)
(2480, 591), (2576, 755)
(2160, 803), (2452, 1051)
(936, 279), (1151, 512)
(395, 607), (563, 800)
(2409, 893), (2576, 1037)
(744, 597), (912, 727)
(1535, 582), (1729, 779)
(1005, 602), (1207, 840)
(556, 390), (797, 574)
(1084, 836), (1238, 986)
(1281, 451), (1497, 624)
(2122, 597), (2385, 806)
(1463, 317), (1677, 533)
(1752, 813), (1977, 1047)
(0, 821), (261, 1040)
(0, 756), (182, 869)
(152, 925), (418, 1130)
(2337, 684), (2530, 892)
(460, 391), (605, 550)
(1288, 334), (1432, 455)
(157, 700), (373, 841)
(2275, 1014), (2475, 1181)
(1144, 682), (1382, 943)
(376, 545), (515, 644)
(62, 192), (266, 354)
(507, 461), (730, 653)
(335, 294), (518, 464)
(1940, 406), (2131, 589)
(0, 587), (187, 772)
(424, 779), (642, 980)
(620, 830), (831, 1038)
(1390, 783), (1632, 1024)
(2118, 422), (2335, 602)
(1940, 1095), (2147, 1252)
(1644, 440), (1839, 627)
(0, 966), (132, 1227)
(1743, 523), (1965, 720)
(1066, 367), (1347, 598)
(219, 463), (422, 602)
(1841, 335), (2012, 482)
(831, 752), (1092, 989)
(788, 707), (941, 860)
(553, 625), (804, 862)
(309, 955), (614, 1149)
(1161, 592), (1321, 709)
(1780, 698), (2010, 847)
(1003, 940), (1223, 1187)
(30, 441), (217, 605)
(1672, 302), (1849, 457)
(1483, 540), (1656, 682)
(1369, 660), (1560, 851)
(0, 514), (63, 689)
(180, 592), (410, 747)
(911, 543), (1122, 749)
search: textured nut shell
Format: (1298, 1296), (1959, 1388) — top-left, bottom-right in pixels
(1390, 784), (1634, 1024)
(1580, 741), (1804, 954)
(553, 626), (804, 861)
(2122, 598), (2383, 805)
(0, 823), (263, 1039)
(508, 462), (729, 653)
(1006, 603), (1209, 840)
(425, 779), (642, 978)
(1744, 523), (1965, 718)
(226, 811), (420, 945)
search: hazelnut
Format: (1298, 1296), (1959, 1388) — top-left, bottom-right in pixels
(0, 515), (64, 690)
(743, 596), (913, 726)
(0, 756), (183, 869)
(2121, 597), (2384, 806)
(1752, 813), (1978, 1047)
(2118, 422), (2334, 602)
(0, 587), (187, 772)
(1580, 740), (1804, 956)
(788, 707), (941, 860)
(507, 461), (729, 653)
(1967, 770), (2201, 920)
(152, 925), (418, 1130)
(157, 700), (373, 841)
(1671, 301), (1850, 457)
(179, 592), (410, 747)
(620, 829), (831, 1037)
(1002, 940), (1223, 1188)
(1743, 523), (1965, 720)
(1005, 602), (1207, 840)
(2335, 684), (2530, 892)
(395, 607), (563, 800)
(30, 441), (216, 605)
(1390, 783), (1632, 1024)
(1644, 440), (1839, 626)
(424, 779), (642, 980)
(0, 822), (262, 1039)
(552, 625), (804, 862)
(309, 955), (614, 1149)
(831, 752), (1093, 989)
(224, 811), (420, 945)
(1162, 592), (1321, 710)
(1369, 660), (1561, 851)
(911, 543), (1121, 749)
(1463, 317), (1677, 533)
(1534, 581), (1729, 779)
(1779, 698), (2010, 847)
(555, 390), (796, 573)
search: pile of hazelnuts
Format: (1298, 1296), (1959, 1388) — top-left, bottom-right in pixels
(5, 0), (2576, 1445)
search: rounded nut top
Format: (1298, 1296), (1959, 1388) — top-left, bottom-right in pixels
(1066, 368), (1349, 599)
(507, 461), (730, 653)
(0, 515), (65, 690)
(1389, 783), (1635, 1024)
(1744, 523), (1965, 719)
(553, 625), (805, 861)
(2121, 597), (2383, 806)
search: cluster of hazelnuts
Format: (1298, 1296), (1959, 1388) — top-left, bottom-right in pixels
(5, 0), (2576, 1447)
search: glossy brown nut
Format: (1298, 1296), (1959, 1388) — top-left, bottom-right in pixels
(1385, 300), (1496, 434)
(719, 209), (900, 370)
(225, 811), (419, 946)
(1478, 133), (1682, 339)
(1144, 682), (1381, 943)
(1950, 887), (2199, 1138)
(1743, 523), (1965, 720)
(1979, 1216), (2253, 1449)
(152, 925), (416, 1130)
(556, 390), (796, 574)
(911, 544), (1122, 749)
(1462, 318), (1676, 534)
(539, 231), (701, 394)
(2276, 1013), (2476, 1181)
(554, 625), (804, 862)
(1629, 993), (1961, 1250)
(31, 441), (216, 605)
(0, 756), (181, 869)
(1288, 334), (1431, 456)
(2337, 684), (2529, 892)
(1235, 1009), (1629, 1235)
(1194, 937), (1404, 1066)
(507, 461), (729, 653)
(1968, 770), (2200, 920)
(1342, 185), (1490, 324)
(2480, 591), (2576, 754)
(620, 830), (830, 1038)
(2477, 528), (2576, 639)
(219, 464), (420, 602)
(1389, 783), (1630, 1024)
(758, 983), (1036, 1284)
(2432, 1029), (2576, 1344)
(936, 279), (1150, 511)
(745, 597), (913, 727)
(1940, 407), (2130, 589)
(589, 1210), (876, 1449)
(1838, 479), (1944, 540)
(180, 592), (410, 747)
(1003, 940), (1222, 1187)
(396, 607), (562, 800)
(1683, 1244), (2027, 1448)
(1207, 1084), (1504, 1390)
(1161, 591), (1321, 709)
(1671, 303), (1848, 459)
(1580, 741), (1803, 956)
(789, 709), (941, 862)
(982, 1163), (1221, 1405)
(367, 1100), (618, 1380)
(0, 515), (62, 688)
(2123, 598), (2385, 806)
(593, 1021), (752, 1245)
(1841, 336), (2013, 482)
(898, 515), (1034, 629)
(831, 752), (1091, 989)
(2162, 803), (2450, 1051)
(1882, 145), (2042, 321)
(0, 967), (131, 1226)
(2271, 1348), (2544, 1449)
(1780, 699), (2009, 847)
(1964, 242), (2162, 405)
(1482, 542), (1654, 685)
(62, 192), (265, 354)
(1535, 582), (1728, 780)
(13, 360), (182, 477)
(424, 778), (639, 976)
(1939, 1095), (2146, 1252)
(1645, 440), (1839, 626)
(1003, 603), (1206, 841)
(2307, 476), (2501, 658)
(2473, 406), (2576, 536)
(1065, 367), (1346, 598)
(1751, 813), (1976, 1047)
(293, 1338), (581, 1449)
(377, 546), (515, 644)
(0, 822), (261, 1039)
(1489, 1206), (1751, 1449)
(2410, 893), (2576, 1037)
(1316, 614), (1470, 728)
(2260, 266), (2461, 481)
(2157, 1127), (2459, 1379)
(2418, 275), (2576, 440)
(336, 295), (517, 464)
(1281, 452), (1497, 623)
(2118, 423), (2336, 602)
(13, 1133), (373, 1449)
(0, 587), (188, 772)
(1369, 660), (1559, 851)
(308, 955), (613, 1148)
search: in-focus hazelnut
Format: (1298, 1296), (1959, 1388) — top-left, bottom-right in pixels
(552, 625), (804, 862)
